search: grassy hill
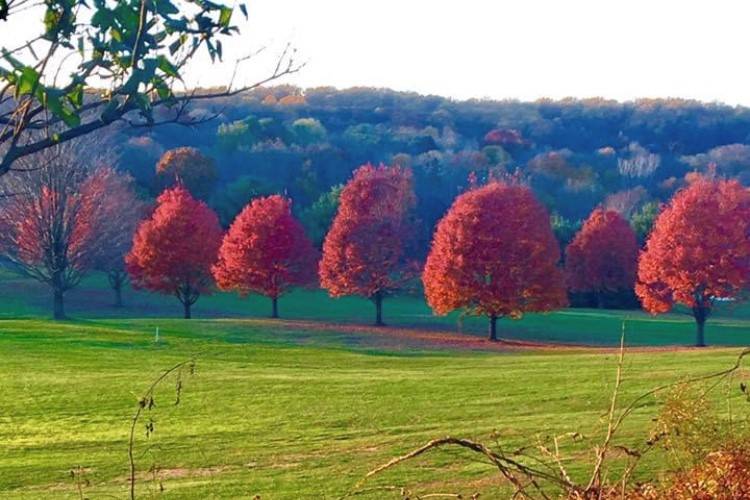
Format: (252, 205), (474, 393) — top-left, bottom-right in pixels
(1, 272), (749, 498)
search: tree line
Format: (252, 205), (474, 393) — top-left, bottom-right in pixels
(1, 144), (748, 347)
(106, 87), (750, 273)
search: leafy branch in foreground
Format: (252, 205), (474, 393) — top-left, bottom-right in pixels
(0, 0), (303, 174)
(347, 329), (750, 499)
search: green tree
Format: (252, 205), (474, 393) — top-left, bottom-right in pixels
(212, 176), (274, 227)
(550, 213), (581, 254)
(291, 118), (327, 146)
(631, 201), (660, 244)
(299, 184), (343, 247)
(216, 116), (264, 152)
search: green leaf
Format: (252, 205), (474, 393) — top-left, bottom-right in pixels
(16, 67), (40, 96)
(239, 3), (248, 19)
(152, 77), (172, 100)
(168, 38), (182, 55)
(91, 8), (113, 29)
(155, 0), (179, 16)
(60, 108), (81, 127)
(219, 6), (232, 27)
(43, 8), (60, 38)
(157, 55), (179, 78)
(45, 89), (81, 127)
(67, 84), (84, 107)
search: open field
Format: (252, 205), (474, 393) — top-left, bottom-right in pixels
(1, 272), (750, 498)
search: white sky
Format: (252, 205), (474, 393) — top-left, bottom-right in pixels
(3, 0), (750, 104)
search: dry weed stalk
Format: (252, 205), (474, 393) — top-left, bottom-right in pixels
(128, 358), (196, 500)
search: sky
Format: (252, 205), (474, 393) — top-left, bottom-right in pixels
(3, 0), (750, 104)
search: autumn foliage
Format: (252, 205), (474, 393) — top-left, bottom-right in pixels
(213, 195), (318, 318)
(0, 159), (138, 319)
(565, 208), (638, 306)
(319, 164), (416, 325)
(154, 147), (218, 200)
(636, 176), (750, 346)
(83, 169), (147, 307)
(423, 181), (567, 340)
(126, 185), (223, 318)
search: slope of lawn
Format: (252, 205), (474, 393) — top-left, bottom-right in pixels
(2, 270), (750, 498)
(1, 316), (748, 499)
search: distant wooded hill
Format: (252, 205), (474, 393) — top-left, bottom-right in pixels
(112, 85), (750, 250)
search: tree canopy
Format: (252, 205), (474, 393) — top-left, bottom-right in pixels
(636, 176), (750, 346)
(423, 181), (567, 340)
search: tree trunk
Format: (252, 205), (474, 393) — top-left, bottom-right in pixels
(695, 318), (705, 347)
(692, 302), (708, 347)
(488, 314), (498, 341)
(374, 292), (384, 326)
(113, 282), (123, 308)
(53, 288), (65, 320)
(271, 297), (279, 318)
(183, 301), (192, 319)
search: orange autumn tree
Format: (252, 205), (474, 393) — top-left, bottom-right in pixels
(319, 164), (416, 326)
(565, 208), (638, 308)
(423, 181), (567, 341)
(126, 185), (223, 319)
(154, 147), (218, 201)
(213, 195), (318, 318)
(636, 176), (750, 346)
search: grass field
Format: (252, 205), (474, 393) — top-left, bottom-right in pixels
(1, 270), (750, 498)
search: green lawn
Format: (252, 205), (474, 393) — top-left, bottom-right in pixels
(2, 269), (749, 347)
(1, 271), (750, 498)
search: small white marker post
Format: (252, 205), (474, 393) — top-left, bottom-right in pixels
(155, 326), (160, 343)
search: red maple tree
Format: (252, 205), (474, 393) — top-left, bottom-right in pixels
(636, 176), (750, 346)
(565, 208), (638, 307)
(423, 181), (567, 341)
(213, 195), (318, 318)
(319, 164), (416, 326)
(126, 185), (223, 319)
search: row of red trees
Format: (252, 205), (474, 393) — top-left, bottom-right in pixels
(123, 163), (750, 347)
(125, 164), (418, 321)
(2, 153), (748, 346)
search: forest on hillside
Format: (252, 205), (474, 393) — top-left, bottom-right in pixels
(111, 86), (750, 252)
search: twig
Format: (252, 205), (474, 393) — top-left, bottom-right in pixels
(128, 358), (196, 500)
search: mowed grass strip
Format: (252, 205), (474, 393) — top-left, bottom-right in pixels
(0, 316), (747, 498)
(2, 270), (750, 347)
